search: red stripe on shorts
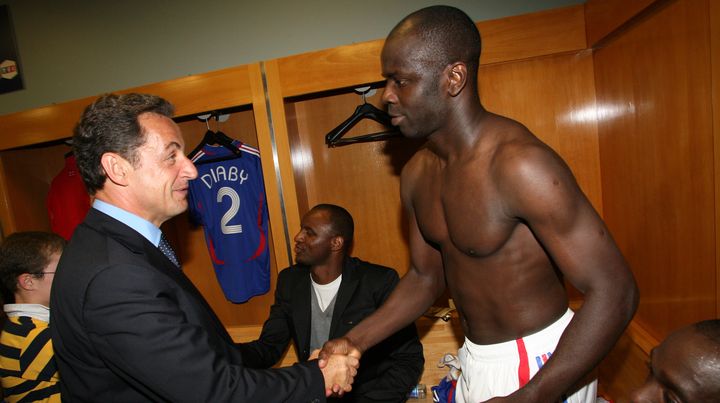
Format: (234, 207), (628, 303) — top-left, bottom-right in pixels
(516, 338), (530, 388)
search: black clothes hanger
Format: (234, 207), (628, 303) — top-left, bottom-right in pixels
(187, 115), (243, 164)
(64, 139), (73, 158)
(188, 130), (243, 166)
(325, 89), (401, 147)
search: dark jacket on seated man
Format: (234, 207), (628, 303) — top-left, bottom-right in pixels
(239, 257), (424, 402)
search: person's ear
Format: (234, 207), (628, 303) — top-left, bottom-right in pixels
(16, 273), (36, 292)
(330, 236), (345, 252)
(101, 152), (132, 186)
(446, 62), (468, 97)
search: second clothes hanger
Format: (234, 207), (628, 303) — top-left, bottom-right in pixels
(187, 113), (243, 164)
(325, 87), (401, 147)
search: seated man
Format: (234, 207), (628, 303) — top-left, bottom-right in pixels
(239, 204), (424, 402)
(631, 319), (720, 403)
(0, 231), (66, 402)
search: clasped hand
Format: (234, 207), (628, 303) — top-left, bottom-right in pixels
(313, 337), (363, 397)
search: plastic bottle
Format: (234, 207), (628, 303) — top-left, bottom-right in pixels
(407, 383), (427, 399)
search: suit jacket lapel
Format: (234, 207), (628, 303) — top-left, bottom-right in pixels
(89, 209), (188, 281)
(87, 209), (233, 343)
(329, 258), (359, 338)
(291, 267), (313, 358)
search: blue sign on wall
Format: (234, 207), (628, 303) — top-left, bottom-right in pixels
(0, 5), (23, 94)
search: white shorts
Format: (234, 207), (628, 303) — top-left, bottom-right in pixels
(455, 309), (597, 403)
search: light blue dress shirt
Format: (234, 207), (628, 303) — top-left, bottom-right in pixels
(92, 199), (162, 247)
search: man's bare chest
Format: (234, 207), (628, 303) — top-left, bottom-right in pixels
(412, 167), (516, 257)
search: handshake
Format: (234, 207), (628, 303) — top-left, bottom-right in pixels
(312, 337), (363, 397)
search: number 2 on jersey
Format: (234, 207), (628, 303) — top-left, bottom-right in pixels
(217, 186), (243, 234)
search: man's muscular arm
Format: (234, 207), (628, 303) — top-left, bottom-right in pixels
(320, 159), (445, 359)
(489, 142), (638, 402)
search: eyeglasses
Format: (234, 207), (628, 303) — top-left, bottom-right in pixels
(39, 272), (55, 275)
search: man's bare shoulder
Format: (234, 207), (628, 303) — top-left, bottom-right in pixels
(401, 145), (437, 182)
(399, 146), (439, 207)
(485, 115), (565, 179)
(486, 116), (582, 217)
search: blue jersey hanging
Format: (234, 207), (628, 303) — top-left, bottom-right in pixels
(188, 140), (270, 303)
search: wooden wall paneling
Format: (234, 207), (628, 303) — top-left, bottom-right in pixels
(595, 0), (716, 341)
(283, 103), (310, 216)
(477, 4), (586, 64)
(261, 60), (302, 268)
(585, 0), (661, 47)
(277, 40), (385, 99)
(0, 65), (255, 151)
(712, 0), (720, 317)
(597, 328), (650, 402)
(275, 4), (587, 100)
(249, 63), (295, 272)
(140, 65), (254, 118)
(0, 156), (17, 236)
(0, 100), (90, 151)
(0, 143), (70, 234)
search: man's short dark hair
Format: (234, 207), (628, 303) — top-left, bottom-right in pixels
(390, 5), (481, 79)
(0, 232), (66, 304)
(311, 204), (354, 251)
(73, 93), (175, 195)
(694, 319), (720, 345)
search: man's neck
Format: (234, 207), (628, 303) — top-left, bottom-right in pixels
(92, 198), (163, 246)
(95, 192), (150, 224)
(428, 101), (488, 159)
(310, 258), (344, 285)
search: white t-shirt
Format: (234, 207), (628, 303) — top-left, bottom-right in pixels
(310, 274), (342, 312)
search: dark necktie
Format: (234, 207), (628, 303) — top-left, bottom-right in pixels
(159, 233), (180, 269)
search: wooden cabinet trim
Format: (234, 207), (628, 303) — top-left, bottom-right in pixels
(585, 0), (663, 47)
(0, 65), (255, 151)
(274, 5), (586, 99)
(711, 0), (720, 317)
(261, 60), (302, 268)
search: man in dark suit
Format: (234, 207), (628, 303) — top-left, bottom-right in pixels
(239, 204), (424, 402)
(49, 93), (357, 402)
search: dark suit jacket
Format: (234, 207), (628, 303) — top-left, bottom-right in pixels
(238, 257), (424, 403)
(50, 208), (326, 402)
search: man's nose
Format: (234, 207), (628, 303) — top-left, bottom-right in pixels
(182, 155), (198, 179)
(381, 86), (396, 105)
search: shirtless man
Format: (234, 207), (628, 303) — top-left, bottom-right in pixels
(321, 6), (638, 402)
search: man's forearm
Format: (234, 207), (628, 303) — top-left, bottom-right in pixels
(345, 270), (440, 352)
(520, 282), (638, 400)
